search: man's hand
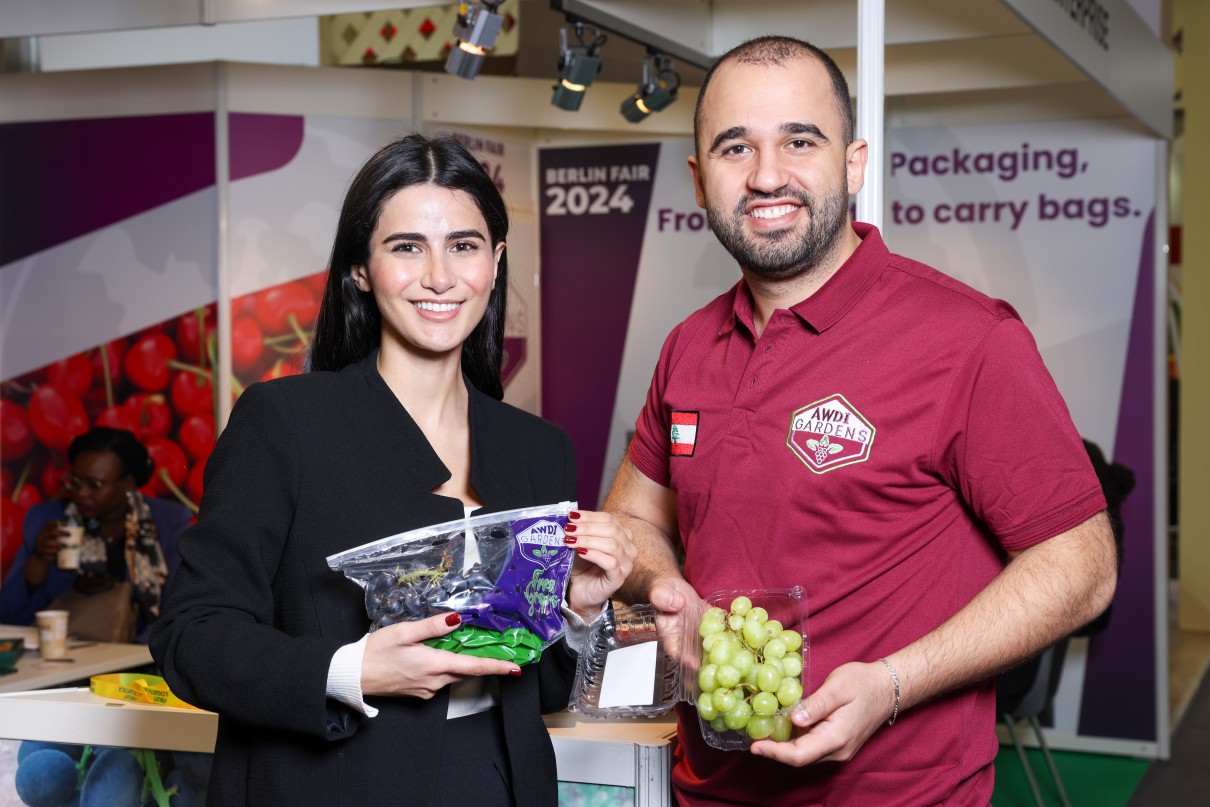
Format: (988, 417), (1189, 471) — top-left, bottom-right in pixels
(650, 575), (705, 664)
(749, 660), (896, 765)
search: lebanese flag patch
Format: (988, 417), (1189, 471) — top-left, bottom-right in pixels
(670, 411), (699, 457)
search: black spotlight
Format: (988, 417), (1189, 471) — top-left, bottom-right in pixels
(551, 22), (606, 112)
(620, 52), (681, 123)
(445, 1), (505, 80)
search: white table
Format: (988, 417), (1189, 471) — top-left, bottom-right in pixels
(0, 624), (153, 694)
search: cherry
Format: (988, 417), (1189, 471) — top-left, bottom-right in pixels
(178, 413), (215, 463)
(97, 403), (140, 433)
(142, 437), (189, 500)
(231, 315), (265, 374)
(126, 393), (173, 441)
(253, 281), (318, 335)
(47, 353), (93, 399)
(27, 385), (89, 452)
(261, 359), (301, 382)
(12, 481), (41, 511)
(39, 457), (71, 500)
(176, 305), (218, 365)
(0, 399), (35, 460)
(185, 462), (205, 508)
(125, 333), (179, 392)
(169, 370), (214, 417)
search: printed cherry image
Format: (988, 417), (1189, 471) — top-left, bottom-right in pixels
(1, 399), (36, 460)
(46, 353), (93, 399)
(27, 385), (89, 452)
(125, 332), (179, 392)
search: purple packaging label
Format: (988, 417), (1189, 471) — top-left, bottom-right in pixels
(467, 514), (573, 642)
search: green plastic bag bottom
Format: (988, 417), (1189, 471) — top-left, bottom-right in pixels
(425, 625), (546, 665)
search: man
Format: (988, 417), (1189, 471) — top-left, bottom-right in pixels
(604, 36), (1117, 805)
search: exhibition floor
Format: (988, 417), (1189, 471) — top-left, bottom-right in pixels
(991, 581), (1210, 806)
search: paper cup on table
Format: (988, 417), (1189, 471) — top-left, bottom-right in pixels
(35, 610), (69, 659)
(57, 526), (84, 570)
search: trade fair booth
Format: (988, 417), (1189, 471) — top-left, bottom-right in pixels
(0, 1), (1174, 803)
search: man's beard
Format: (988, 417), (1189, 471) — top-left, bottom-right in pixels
(706, 182), (850, 281)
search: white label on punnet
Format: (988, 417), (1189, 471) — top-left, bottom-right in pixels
(597, 640), (658, 708)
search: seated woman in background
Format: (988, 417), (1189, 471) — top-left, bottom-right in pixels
(0, 426), (192, 643)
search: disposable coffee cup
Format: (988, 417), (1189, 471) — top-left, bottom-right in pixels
(57, 526), (84, 570)
(35, 610), (69, 659)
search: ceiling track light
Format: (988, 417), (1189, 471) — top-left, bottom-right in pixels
(551, 21), (606, 112)
(620, 52), (681, 123)
(445, 1), (505, 80)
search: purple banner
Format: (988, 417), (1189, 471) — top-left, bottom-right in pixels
(0, 114), (216, 267)
(539, 144), (660, 508)
(1079, 211), (1158, 741)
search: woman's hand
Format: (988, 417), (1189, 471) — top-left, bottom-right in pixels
(361, 613), (521, 700)
(23, 520), (67, 588)
(563, 510), (638, 620)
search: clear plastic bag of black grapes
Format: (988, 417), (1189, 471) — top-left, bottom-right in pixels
(326, 502), (577, 665)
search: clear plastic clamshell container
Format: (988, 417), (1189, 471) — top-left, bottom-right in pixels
(571, 586), (807, 751)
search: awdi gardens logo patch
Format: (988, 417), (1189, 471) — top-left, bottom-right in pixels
(786, 394), (875, 474)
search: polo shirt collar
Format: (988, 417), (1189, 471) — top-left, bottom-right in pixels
(722, 222), (889, 336)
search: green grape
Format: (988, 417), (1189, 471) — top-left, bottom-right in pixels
(702, 632), (722, 652)
(743, 665), (760, 688)
(751, 691), (779, 716)
(704, 606), (727, 622)
(772, 714), (793, 742)
(713, 688), (738, 713)
(765, 619), (784, 637)
(776, 678), (803, 708)
(742, 620), (769, 649)
(747, 606), (769, 624)
(764, 637), (788, 660)
(780, 629), (803, 652)
(715, 663), (741, 689)
(727, 613), (745, 631)
(711, 715), (728, 733)
(746, 715), (775, 740)
(731, 648), (756, 677)
(729, 596), (752, 616)
(779, 653), (804, 679)
(697, 663), (719, 693)
(723, 699), (753, 731)
(708, 637), (739, 666)
(757, 663), (783, 693)
(696, 696), (719, 721)
(699, 615), (726, 638)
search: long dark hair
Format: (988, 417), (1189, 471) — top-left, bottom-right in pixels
(307, 134), (509, 399)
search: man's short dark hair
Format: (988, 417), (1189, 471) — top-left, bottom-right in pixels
(693, 36), (854, 152)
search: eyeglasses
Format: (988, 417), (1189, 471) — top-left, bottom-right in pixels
(63, 473), (120, 492)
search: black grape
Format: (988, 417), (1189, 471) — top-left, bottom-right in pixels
(79, 748), (144, 807)
(15, 749), (78, 807)
(17, 742), (84, 764)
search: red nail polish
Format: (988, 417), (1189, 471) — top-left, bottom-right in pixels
(576, 547), (588, 555)
(569, 511), (581, 520)
(564, 535), (577, 544)
(509, 667), (522, 676)
(445, 613), (461, 626)
(565, 524), (577, 533)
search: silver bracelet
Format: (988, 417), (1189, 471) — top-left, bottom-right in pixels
(879, 658), (901, 726)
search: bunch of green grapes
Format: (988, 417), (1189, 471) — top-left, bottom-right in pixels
(695, 595), (804, 742)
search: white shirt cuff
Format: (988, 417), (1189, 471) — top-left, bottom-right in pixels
(561, 601), (607, 654)
(326, 634), (379, 718)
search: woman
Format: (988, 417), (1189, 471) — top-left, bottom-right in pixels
(0, 427), (192, 643)
(150, 134), (636, 807)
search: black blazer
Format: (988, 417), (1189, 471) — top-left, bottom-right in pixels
(150, 354), (579, 806)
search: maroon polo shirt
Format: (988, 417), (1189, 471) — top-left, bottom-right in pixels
(630, 224), (1106, 806)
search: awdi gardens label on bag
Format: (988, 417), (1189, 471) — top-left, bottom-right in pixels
(786, 394), (875, 474)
